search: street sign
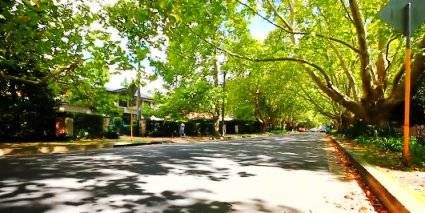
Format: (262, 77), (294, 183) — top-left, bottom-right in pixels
(380, 0), (425, 35)
(411, 0), (425, 33)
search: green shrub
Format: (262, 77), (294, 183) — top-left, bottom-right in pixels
(343, 122), (401, 139)
(73, 113), (104, 138)
(269, 128), (287, 135)
(412, 137), (425, 166)
(355, 136), (402, 152)
(104, 129), (119, 139)
(355, 136), (424, 165)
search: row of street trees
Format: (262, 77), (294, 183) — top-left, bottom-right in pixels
(155, 0), (425, 129)
(2, 0), (425, 139)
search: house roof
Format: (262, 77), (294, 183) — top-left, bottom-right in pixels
(107, 88), (153, 100)
(56, 103), (104, 116)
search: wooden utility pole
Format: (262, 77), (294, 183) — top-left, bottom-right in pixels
(130, 113), (134, 141)
(221, 71), (227, 136)
(402, 2), (412, 166)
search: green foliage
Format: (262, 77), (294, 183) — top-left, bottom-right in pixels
(268, 128), (287, 135)
(0, 0), (122, 140)
(154, 80), (219, 120)
(68, 87), (119, 115)
(4, 0), (425, 144)
(72, 113), (105, 139)
(225, 58), (327, 128)
(111, 117), (123, 132)
(356, 136), (402, 152)
(412, 71), (425, 125)
(355, 136), (425, 166)
(0, 81), (57, 141)
(411, 138), (425, 166)
(343, 122), (401, 139)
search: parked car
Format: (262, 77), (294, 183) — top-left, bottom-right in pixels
(310, 126), (329, 133)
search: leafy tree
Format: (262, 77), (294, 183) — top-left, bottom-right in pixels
(225, 57), (327, 130)
(105, 0), (168, 127)
(149, 0), (244, 136)
(154, 0), (424, 127)
(0, 71), (57, 141)
(235, 0), (425, 126)
(0, 0), (102, 86)
(412, 74), (425, 125)
(0, 0), (121, 139)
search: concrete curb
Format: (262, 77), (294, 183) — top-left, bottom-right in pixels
(328, 137), (409, 213)
(112, 141), (167, 147)
(0, 134), (270, 157)
(0, 143), (114, 157)
(0, 141), (170, 157)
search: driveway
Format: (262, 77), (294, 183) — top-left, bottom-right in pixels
(0, 133), (375, 212)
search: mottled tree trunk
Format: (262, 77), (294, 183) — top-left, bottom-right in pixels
(212, 50), (221, 137)
(212, 114), (220, 137)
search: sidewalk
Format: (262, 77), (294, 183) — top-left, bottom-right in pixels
(0, 134), (265, 157)
(330, 137), (425, 213)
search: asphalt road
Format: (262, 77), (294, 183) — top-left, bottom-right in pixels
(0, 133), (375, 213)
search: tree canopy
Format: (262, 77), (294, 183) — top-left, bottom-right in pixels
(2, 0), (425, 136)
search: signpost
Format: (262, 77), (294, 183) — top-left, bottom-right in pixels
(380, 0), (425, 166)
(130, 113), (134, 141)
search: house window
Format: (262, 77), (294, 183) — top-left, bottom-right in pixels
(118, 100), (127, 107)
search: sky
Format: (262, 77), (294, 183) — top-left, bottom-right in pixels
(103, 4), (276, 95)
(248, 16), (276, 41)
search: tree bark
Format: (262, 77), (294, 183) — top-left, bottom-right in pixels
(349, 0), (374, 102)
(388, 35), (425, 106)
(135, 62), (142, 136)
(212, 115), (220, 137)
(212, 49), (221, 137)
(221, 71), (227, 136)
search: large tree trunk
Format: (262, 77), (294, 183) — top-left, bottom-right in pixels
(252, 89), (267, 132)
(212, 49), (221, 137)
(212, 114), (220, 137)
(359, 35), (425, 126)
(221, 71), (227, 136)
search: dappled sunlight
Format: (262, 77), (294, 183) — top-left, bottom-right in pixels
(0, 134), (373, 212)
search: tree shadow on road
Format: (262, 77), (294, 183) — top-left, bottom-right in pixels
(0, 134), (348, 212)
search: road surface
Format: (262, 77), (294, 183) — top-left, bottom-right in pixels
(0, 133), (375, 212)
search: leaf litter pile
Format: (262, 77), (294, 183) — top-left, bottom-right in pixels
(325, 137), (388, 213)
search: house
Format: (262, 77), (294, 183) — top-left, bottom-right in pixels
(54, 87), (156, 138)
(108, 87), (154, 115)
(107, 88), (155, 136)
(55, 102), (107, 138)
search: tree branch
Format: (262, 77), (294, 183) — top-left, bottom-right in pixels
(306, 68), (365, 118)
(338, 0), (354, 24)
(237, 0), (360, 53)
(385, 36), (398, 69)
(388, 34), (425, 105)
(391, 64), (404, 91)
(187, 24), (335, 89)
(297, 85), (336, 118)
(329, 42), (359, 100)
(41, 59), (82, 83)
(349, 0), (373, 100)
(186, 23), (366, 118)
(0, 70), (41, 85)
(385, 39), (404, 76)
(0, 60), (82, 85)
(265, 0), (293, 32)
